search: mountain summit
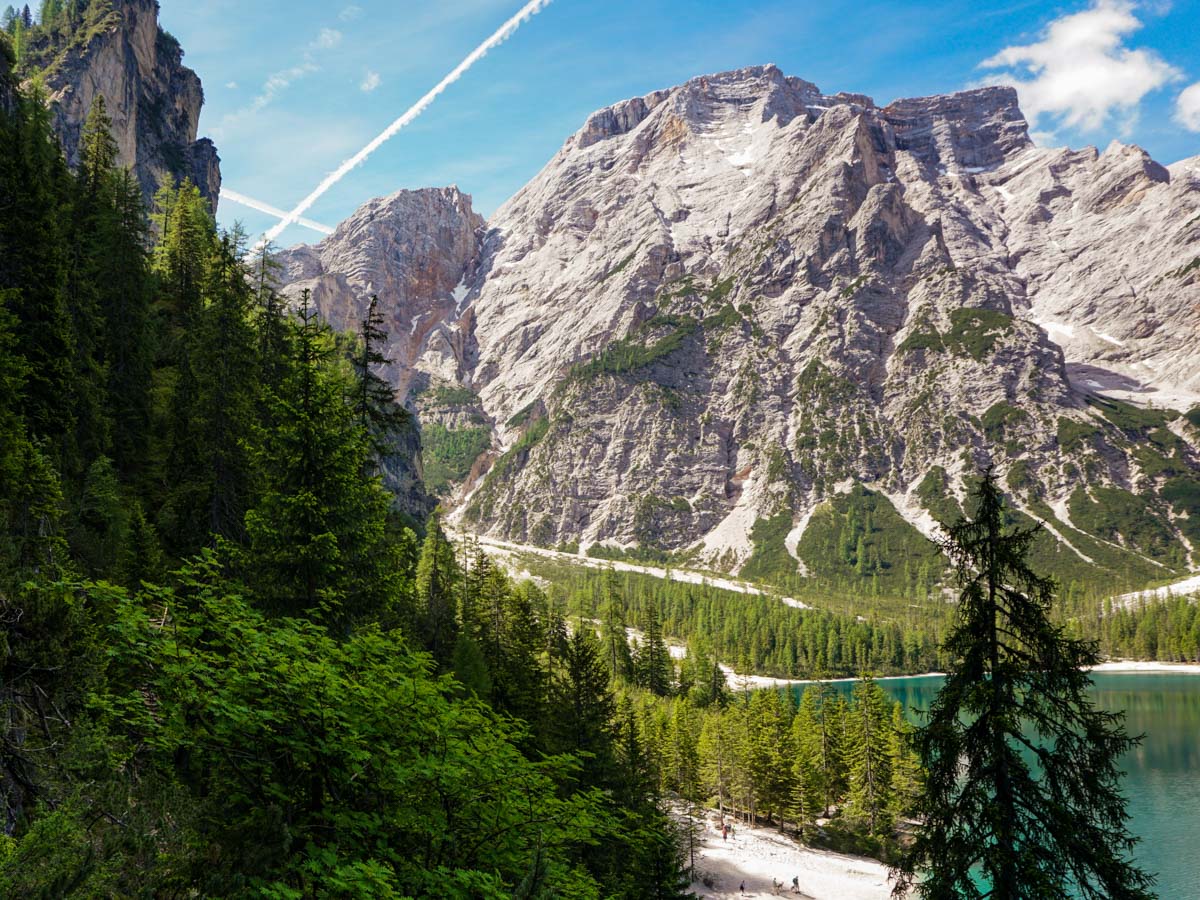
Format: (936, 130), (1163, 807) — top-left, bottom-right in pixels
(279, 64), (1200, 592)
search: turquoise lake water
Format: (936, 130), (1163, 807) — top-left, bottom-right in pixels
(802, 673), (1200, 899)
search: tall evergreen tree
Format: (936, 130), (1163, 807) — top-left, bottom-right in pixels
(415, 512), (459, 665)
(599, 571), (634, 683)
(893, 469), (1154, 900)
(0, 84), (77, 463)
(638, 601), (671, 696)
(351, 294), (408, 473)
(844, 675), (893, 836)
(550, 627), (616, 788)
(244, 291), (397, 628)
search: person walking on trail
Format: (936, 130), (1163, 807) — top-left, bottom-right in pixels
(792, 875), (800, 893)
(722, 823), (728, 841)
(739, 880), (745, 895)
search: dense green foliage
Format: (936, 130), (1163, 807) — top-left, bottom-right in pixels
(421, 423), (491, 495)
(894, 471), (1154, 900)
(0, 87), (692, 897)
(5, 0), (119, 75)
(627, 676), (921, 860)
(796, 486), (945, 594)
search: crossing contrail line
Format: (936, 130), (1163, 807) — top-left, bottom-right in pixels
(261, 0), (554, 245)
(222, 188), (335, 235)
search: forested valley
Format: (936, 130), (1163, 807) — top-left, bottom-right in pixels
(0, 54), (927, 894)
(0, 31), (1192, 895)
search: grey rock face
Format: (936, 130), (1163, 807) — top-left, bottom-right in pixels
(35, 0), (221, 210)
(279, 64), (1200, 584)
(276, 186), (485, 399)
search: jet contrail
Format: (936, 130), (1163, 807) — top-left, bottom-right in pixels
(262, 0), (554, 244)
(222, 188), (335, 235)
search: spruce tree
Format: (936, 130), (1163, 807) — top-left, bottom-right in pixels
(790, 685), (826, 830)
(351, 294), (408, 473)
(415, 512), (459, 665)
(244, 290), (397, 628)
(638, 601), (671, 696)
(893, 469), (1154, 900)
(599, 570), (634, 683)
(844, 675), (893, 836)
(550, 627), (617, 788)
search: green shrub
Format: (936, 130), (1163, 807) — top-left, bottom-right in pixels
(944, 308), (1013, 360)
(421, 424), (491, 496)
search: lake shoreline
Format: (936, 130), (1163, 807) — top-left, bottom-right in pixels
(733, 660), (1200, 690)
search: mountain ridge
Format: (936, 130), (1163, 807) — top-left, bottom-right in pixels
(277, 64), (1200, 593)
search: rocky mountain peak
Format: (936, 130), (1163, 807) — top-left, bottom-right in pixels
(881, 85), (1030, 172)
(278, 185), (485, 396)
(277, 65), (1200, 592)
(27, 0), (220, 210)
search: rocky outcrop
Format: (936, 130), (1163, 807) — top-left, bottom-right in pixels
(275, 187), (484, 513)
(276, 186), (485, 398)
(279, 64), (1200, 589)
(31, 0), (220, 210)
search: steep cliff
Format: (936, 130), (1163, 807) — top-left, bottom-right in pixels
(280, 65), (1200, 592)
(20, 0), (220, 209)
(276, 186), (484, 510)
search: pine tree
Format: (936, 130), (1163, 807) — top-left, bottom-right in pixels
(550, 627), (617, 788)
(665, 700), (700, 801)
(0, 84), (78, 465)
(599, 571), (634, 683)
(885, 701), (920, 824)
(790, 685), (826, 831)
(244, 290), (397, 628)
(698, 706), (734, 818)
(415, 512), (459, 666)
(351, 294), (408, 473)
(638, 602), (671, 696)
(893, 469), (1154, 900)
(844, 675), (893, 835)
(78, 94), (116, 193)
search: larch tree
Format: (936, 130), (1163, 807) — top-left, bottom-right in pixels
(892, 469), (1154, 900)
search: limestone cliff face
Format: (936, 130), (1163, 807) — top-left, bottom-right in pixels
(279, 65), (1200, 586)
(277, 187), (485, 399)
(34, 0), (220, 210)
(275, 187), (484, 514)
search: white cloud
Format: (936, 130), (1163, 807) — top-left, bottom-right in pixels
(313, 28), (343, 49)
(1176, 82), (1200, 131)
(245, 61), (319, 115)
(980, 0), (1181, 132)
(339, 5), (363, 21)
(225, 81), (238, 89)
(360, 71), (382, 93)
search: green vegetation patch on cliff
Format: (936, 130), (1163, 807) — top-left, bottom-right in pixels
(739, 511), (797, 585)
(424, 384), (478, 407)
(1068, 485), (1182, 567)
(568, 316), (698, 382)
(421, 424), (491, 496)
(1057, 417), (1101, 452)
(944, 308), (1013, 361)
(981, 402), (1030, 449)
(1088, 396), (1177, 434)
(1161, 477), (1200, 546)
(462, 417), (551, 524)
(797, 485), (944, 591)
(917, 467), (963, 527)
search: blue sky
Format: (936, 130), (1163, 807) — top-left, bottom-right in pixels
(160, 0), (1200, 247)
